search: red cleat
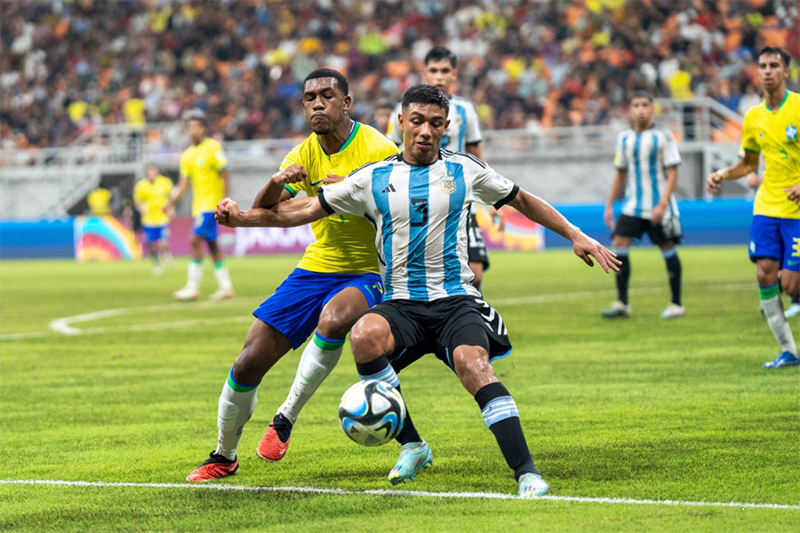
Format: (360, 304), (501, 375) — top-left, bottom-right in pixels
(186, 452), (239, 482)
(256, 414), (292, 462)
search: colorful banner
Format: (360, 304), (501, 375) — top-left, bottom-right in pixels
(75, 216), (142, 261)
(474, 205), (545, 251)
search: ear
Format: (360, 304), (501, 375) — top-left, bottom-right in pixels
(398, 112), (405, 132)
(343, 95), (352, 112)
(444, 118), (451, 130)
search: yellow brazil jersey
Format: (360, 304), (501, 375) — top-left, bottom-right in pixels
(282, 122), (399, 274)
(134, 175), (173, 227)
(740, 90), (800, 218)
(179, 137), (228, 217)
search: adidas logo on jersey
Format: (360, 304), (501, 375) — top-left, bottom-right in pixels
(382, 184), (396, 193)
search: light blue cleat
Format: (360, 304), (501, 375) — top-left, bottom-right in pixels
(388, 441), (432, 485)
(518, 473), (550, 499)
(785, 303), (800, 319)
(763, 351), (800, 369)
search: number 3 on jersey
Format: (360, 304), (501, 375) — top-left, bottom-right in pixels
(411, 198), (428, 227)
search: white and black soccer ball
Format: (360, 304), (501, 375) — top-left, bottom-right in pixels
(338, 380), (406, 447)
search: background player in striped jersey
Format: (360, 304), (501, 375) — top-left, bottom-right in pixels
(186, 69), (398, 482)
(386, 46), (503, 291)
(133, 163), (174, 275)
(168, 112), (234, 301)
(602, 92), (685, 319)
(707, 47), (800, 368)
(219, 85), (620, 498)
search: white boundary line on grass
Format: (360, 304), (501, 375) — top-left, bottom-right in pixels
(1, 479), (798, 510)
(0, 283), (754, 342)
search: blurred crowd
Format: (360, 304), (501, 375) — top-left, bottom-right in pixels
(2, 0), (799, 151)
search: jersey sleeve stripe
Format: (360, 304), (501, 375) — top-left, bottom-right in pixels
(317, 190), (335, 215)
(493, 184), (520, 209)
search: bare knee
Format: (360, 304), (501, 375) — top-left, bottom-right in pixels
(231, 321), (291, 384)
(350, 315), (394, 364)
(783, 272), (800, 297)
(318, 289), (369, 339)
(756, 259), (780, 287)
(452, 345), (498, 396)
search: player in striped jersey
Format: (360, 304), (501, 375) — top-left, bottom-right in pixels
(186, 69), (398, 482)
(602, 92), (685, 319)
(386, 46), (503, 291)
(707, 47), (800, 368)
(218, 85), (620, 498)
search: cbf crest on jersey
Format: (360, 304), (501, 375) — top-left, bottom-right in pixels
(440, 168), (457, 194)
(787, 125), (797, 141)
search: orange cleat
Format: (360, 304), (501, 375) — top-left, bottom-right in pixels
(256, 414), (292, 462)
(186, 452), (239, 482)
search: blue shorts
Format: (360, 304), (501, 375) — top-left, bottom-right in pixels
(749, 215), (800, 272)
(143, 225), (168, 243)
(253, 268), (385, 350)
(193, 212), (218, 241)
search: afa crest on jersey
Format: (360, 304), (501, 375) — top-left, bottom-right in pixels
(440, 169), (457, 194)
(786, 125), (797, 141)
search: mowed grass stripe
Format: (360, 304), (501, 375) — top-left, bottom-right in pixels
(3, 479), (798, 509)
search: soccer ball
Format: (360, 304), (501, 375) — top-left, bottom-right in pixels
(338, 380), (406, 447)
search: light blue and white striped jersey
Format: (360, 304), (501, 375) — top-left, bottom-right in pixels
(386, 94), (482, 152)
(614, 126), (682, 220)
(319, 150), (518, 302)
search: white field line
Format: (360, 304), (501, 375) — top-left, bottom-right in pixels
(1, 479), (798, 510)
(0, 283), (754, 342)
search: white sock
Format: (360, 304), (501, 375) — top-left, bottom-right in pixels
(187, 259), (203, 290)
(761, 284), (797, 355)
(215, 370), (258, 461)
(277, 332), (344, 424)
(213, 261), (233, 291)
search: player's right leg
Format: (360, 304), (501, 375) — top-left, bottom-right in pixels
(186, 319), (292, 482)
(350, 310), (431, 485)
(602, 233), (633, 318)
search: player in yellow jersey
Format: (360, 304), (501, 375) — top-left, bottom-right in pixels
(168, 112), (234, 301)
(186, 69), (398, 482)
(134, 163), (173, 275)
(707, 47), (800, 368)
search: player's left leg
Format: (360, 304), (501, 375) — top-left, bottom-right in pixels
(175, 216), (209, 300)
(441, 298), (548, 498)
(207, 234), (234, 300)
(658, 240), (684, 318)
(264, 279), (383, 461)
(350, 311), (430, 485)
(758, 258), (798, 368)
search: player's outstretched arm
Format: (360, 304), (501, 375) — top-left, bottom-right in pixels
(706, 152), (759, 194)
(216, 197), (327, 228)
(507, 189), (621, 273)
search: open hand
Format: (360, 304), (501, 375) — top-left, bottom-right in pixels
(572, 233), (621, 273)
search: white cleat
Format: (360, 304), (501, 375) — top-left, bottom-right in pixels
(209, 288), (235, 300)
(785, 303), (800, 319)
(173, 286), (199, 301)
(660, 303), (686, 319)
(518, 473), (550, 499)
(601, 301), (631, 318)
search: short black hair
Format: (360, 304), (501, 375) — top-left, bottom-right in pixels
(402, 85), (449, 116)
(757, 46), (791, 68)
(424, 47), (457, 68)
(186, 109), (207, 125)
(375, 100), (394, 111)
(303, 68), (349, 96)
(631, 91), (654, 103)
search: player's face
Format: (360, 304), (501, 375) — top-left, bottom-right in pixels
(757, 53), (788, 92)
(629, 98), (654, 128)
(400, 103), (449, 165)
(302, 77), (351, 135)
(145, 166), (158, 181)
(187, 120), (205, 144)
(422, 60), (457, 94)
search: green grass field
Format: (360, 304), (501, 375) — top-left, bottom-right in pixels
(1, 247), (798, 532)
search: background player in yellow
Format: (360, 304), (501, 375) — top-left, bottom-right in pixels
(168, 111), (234, 301)
(707, 47), (800, 368)
(186, 69), (398, 481)
(134, 163), (173, 275)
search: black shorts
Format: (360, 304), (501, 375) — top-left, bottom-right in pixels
(467, 213), (490, 269)
(612, 214), (682, 245)
(366, 295), (512, 374)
